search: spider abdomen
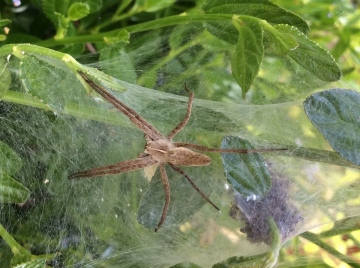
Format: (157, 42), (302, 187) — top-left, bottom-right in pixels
(145, 139), (211, 166)
(167, 147), (211, 166)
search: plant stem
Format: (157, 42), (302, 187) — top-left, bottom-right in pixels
(300, 232), (360, 268)
(0, 223), (29, 256)
(36, 14), (233, 47)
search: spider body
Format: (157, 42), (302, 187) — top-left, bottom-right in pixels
(70, 71), (282, 232)
(145, 139), (211, 166)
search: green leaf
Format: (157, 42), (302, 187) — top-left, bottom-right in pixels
(202, 0), (309, 44)
(137, 0), (177, 12)
(212, 254), (268, 268)
(42, 0), (68, 25)
(103, 29), (130, 44)
(169, 262), (203, 268)
(0, 58), (11, 98)
(19, 54), (79, 111)
(221, 136), (271, 199)
(0, 223), (58, 267)
(0, 141), (22, 175)
(280, 25), (342, 82)
(231, 17), (264, 97)
(68, 3), (90, 21)
(262, 23), (298, 55)
(100, 43), (137, 83)
(12, 259), (47, 268)
(332, 29), (351, 60)
(304, 89), (360, 165)
(0, 19), (11, 27)
(138, 165), (217, 230)
(84, 0), (103, 13)
(0, 173), (30, 204)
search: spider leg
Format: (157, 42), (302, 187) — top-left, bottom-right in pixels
(167, 83), (194, 139)
(173, 142), (286, 153)
(155, 164), (170, 233)
(78, 71), (164, 141)
(168, 163), (220, 211)
(68, 155), (157, 179)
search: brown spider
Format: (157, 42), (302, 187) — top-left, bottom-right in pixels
(69, 71), (282, 232)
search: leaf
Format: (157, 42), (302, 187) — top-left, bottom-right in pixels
(0, 19), (11, 27)
(42, 0), (68, 25)
(262, 23), (298, 55)
(137, 0), (177, 12)
(138, 165), (216, 229)
(212, 254), (269, 268)
(19, 54), (80, 112)
(231, 16), (264, 97)
(100, 43), (137, 83)
(103, 29), (130, 44)
(304, 89), (360, 165)
(12, 259), (47, 268)
(279, 25), (342, 82)
(0, 223), (58, 267)
(221, 136), (271, 199)
(202, 0), (309, 44)
(0, 58), (11, 98)
(84, 0), (103, 12)
(0, 173), (30, 204)
(0, 141), (22, 175)
(169, 262), (203, 268)
(68, 3), (90, 21)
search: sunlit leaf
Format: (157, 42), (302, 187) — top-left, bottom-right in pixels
(0, 59), (11, 98)
(137, 0), (177, 12)
(68, 3), (90, 21)
(221, 136), (271, 199)
(262, 23), (298, 55)
(304, 89), (360, 165)
(202, 0), (309, 44)
(231, 16), (263, 97)
(280, 25), (342, 82)
(19, 54), (80, 111)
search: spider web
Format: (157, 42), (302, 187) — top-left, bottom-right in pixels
(1, 22), (360, 268)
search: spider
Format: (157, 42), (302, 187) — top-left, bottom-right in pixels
(69, 71), (282, 232)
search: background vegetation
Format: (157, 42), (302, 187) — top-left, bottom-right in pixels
(0, 0), (360, 267)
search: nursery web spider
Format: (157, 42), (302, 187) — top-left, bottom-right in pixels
(69, 71), (283, 232)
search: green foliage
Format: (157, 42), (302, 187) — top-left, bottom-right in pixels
(0, 0), (359, 267)
(0, 141), (30, 204)
(231, 17), (264, 97)
(304, 89), (360, 165)
(221, 136), (271, 199)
